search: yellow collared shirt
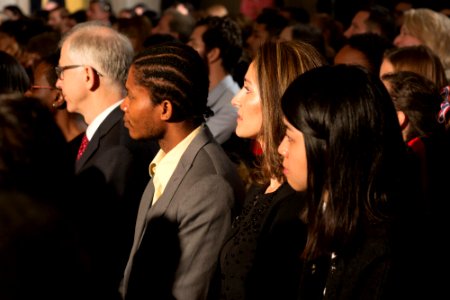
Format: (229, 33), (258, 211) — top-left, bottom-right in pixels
(149, 126), (202, 205)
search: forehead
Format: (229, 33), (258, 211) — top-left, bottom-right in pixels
(49, 10), (60, 18)
(353, 11), (370, 24)
(126, 66), (154, 98)
(335, 45), (369, 67)
(59, 38), (83, 62)
(126, 65), (136, 83)
(126, 66), (144, 88)
(253, 23), (268, 34)
(59, 41), (71, 62)
(33, 64), (51, 83)
(245, 62), (257, 81)
(380, 59), (394, 71)
(0, 32), (15, 44)
(279, 26), (293, 40)
(192, 25), (207, 38)
(159, 14), (172, 27)
(395, 2), (412, 12)
(89, 3), (102, 11)
(34, 61), (50, 75)
(285, 119), (303, 138)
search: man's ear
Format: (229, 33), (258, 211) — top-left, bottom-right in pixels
(160, 100), (173, 121)
(207, 47), (220, 64)
(85, 66), (100, 90)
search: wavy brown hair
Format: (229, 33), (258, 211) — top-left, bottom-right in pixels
(253, 40), (325, 185)
(383, 45), (448, 89)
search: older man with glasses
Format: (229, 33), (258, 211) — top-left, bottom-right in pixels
(56, 21), (159, 299)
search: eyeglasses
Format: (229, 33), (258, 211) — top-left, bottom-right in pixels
(55, 65), (104, 80)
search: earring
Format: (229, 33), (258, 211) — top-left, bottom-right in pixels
(52, 102), (58, 108)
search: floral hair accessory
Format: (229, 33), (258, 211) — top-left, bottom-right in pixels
(438, 86), (450, 124)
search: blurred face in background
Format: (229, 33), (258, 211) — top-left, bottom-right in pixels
(0, 32), (20, 57)
(334, 45), (370, 70)
(279, 25), (293, 41)
(379, 58), (395, 78)
(48, 9), (63, 30)
(151, 14), (173, 35)
(47, 8), (71, 33)
(394, 26), (422, 47)
(25, 62), (60, 110)
(344, 11), (370, 38)
(246, 23), (269, 58)
(187, 25), (207, 59)
(87, 2), (110, 23)
(393, 2), (413, 27)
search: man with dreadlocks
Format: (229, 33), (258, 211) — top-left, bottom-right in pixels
(119, 42), (244, 300)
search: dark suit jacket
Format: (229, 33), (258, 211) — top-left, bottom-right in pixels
(73, 105), (159, 299)
(218, 183), (306, 300)
(120, 125), (244, 300)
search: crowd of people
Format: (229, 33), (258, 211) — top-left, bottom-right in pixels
(1, 0), (450, 299)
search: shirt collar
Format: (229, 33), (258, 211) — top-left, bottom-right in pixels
(86, 100), (122, 140)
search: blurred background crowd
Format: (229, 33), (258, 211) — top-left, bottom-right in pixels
(1, 0), (450, 299)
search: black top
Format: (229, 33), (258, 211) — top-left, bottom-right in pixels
(298, 222), (394, 300)
(218, 182), (307, 300)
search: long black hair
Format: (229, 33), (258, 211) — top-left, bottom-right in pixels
(281, 64), (407, 259)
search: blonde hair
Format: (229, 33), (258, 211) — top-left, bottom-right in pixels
(402, 8), (450, 70)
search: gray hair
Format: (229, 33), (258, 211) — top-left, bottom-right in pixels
(59, 21), (133, 84)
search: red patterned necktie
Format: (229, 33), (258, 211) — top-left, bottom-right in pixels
(76, 134), (89, 160)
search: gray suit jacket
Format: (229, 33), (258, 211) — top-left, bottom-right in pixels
(121, 125), (244, 300)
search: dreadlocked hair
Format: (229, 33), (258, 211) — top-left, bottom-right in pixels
(133, 42), (212, 125)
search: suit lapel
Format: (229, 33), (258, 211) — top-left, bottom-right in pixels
(135, 126), (214, 246)
(133, 179), (155, 244)
(124, 126), (216, 294)
(75, 106), (123, 172)
(149, 126), (212, 215)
